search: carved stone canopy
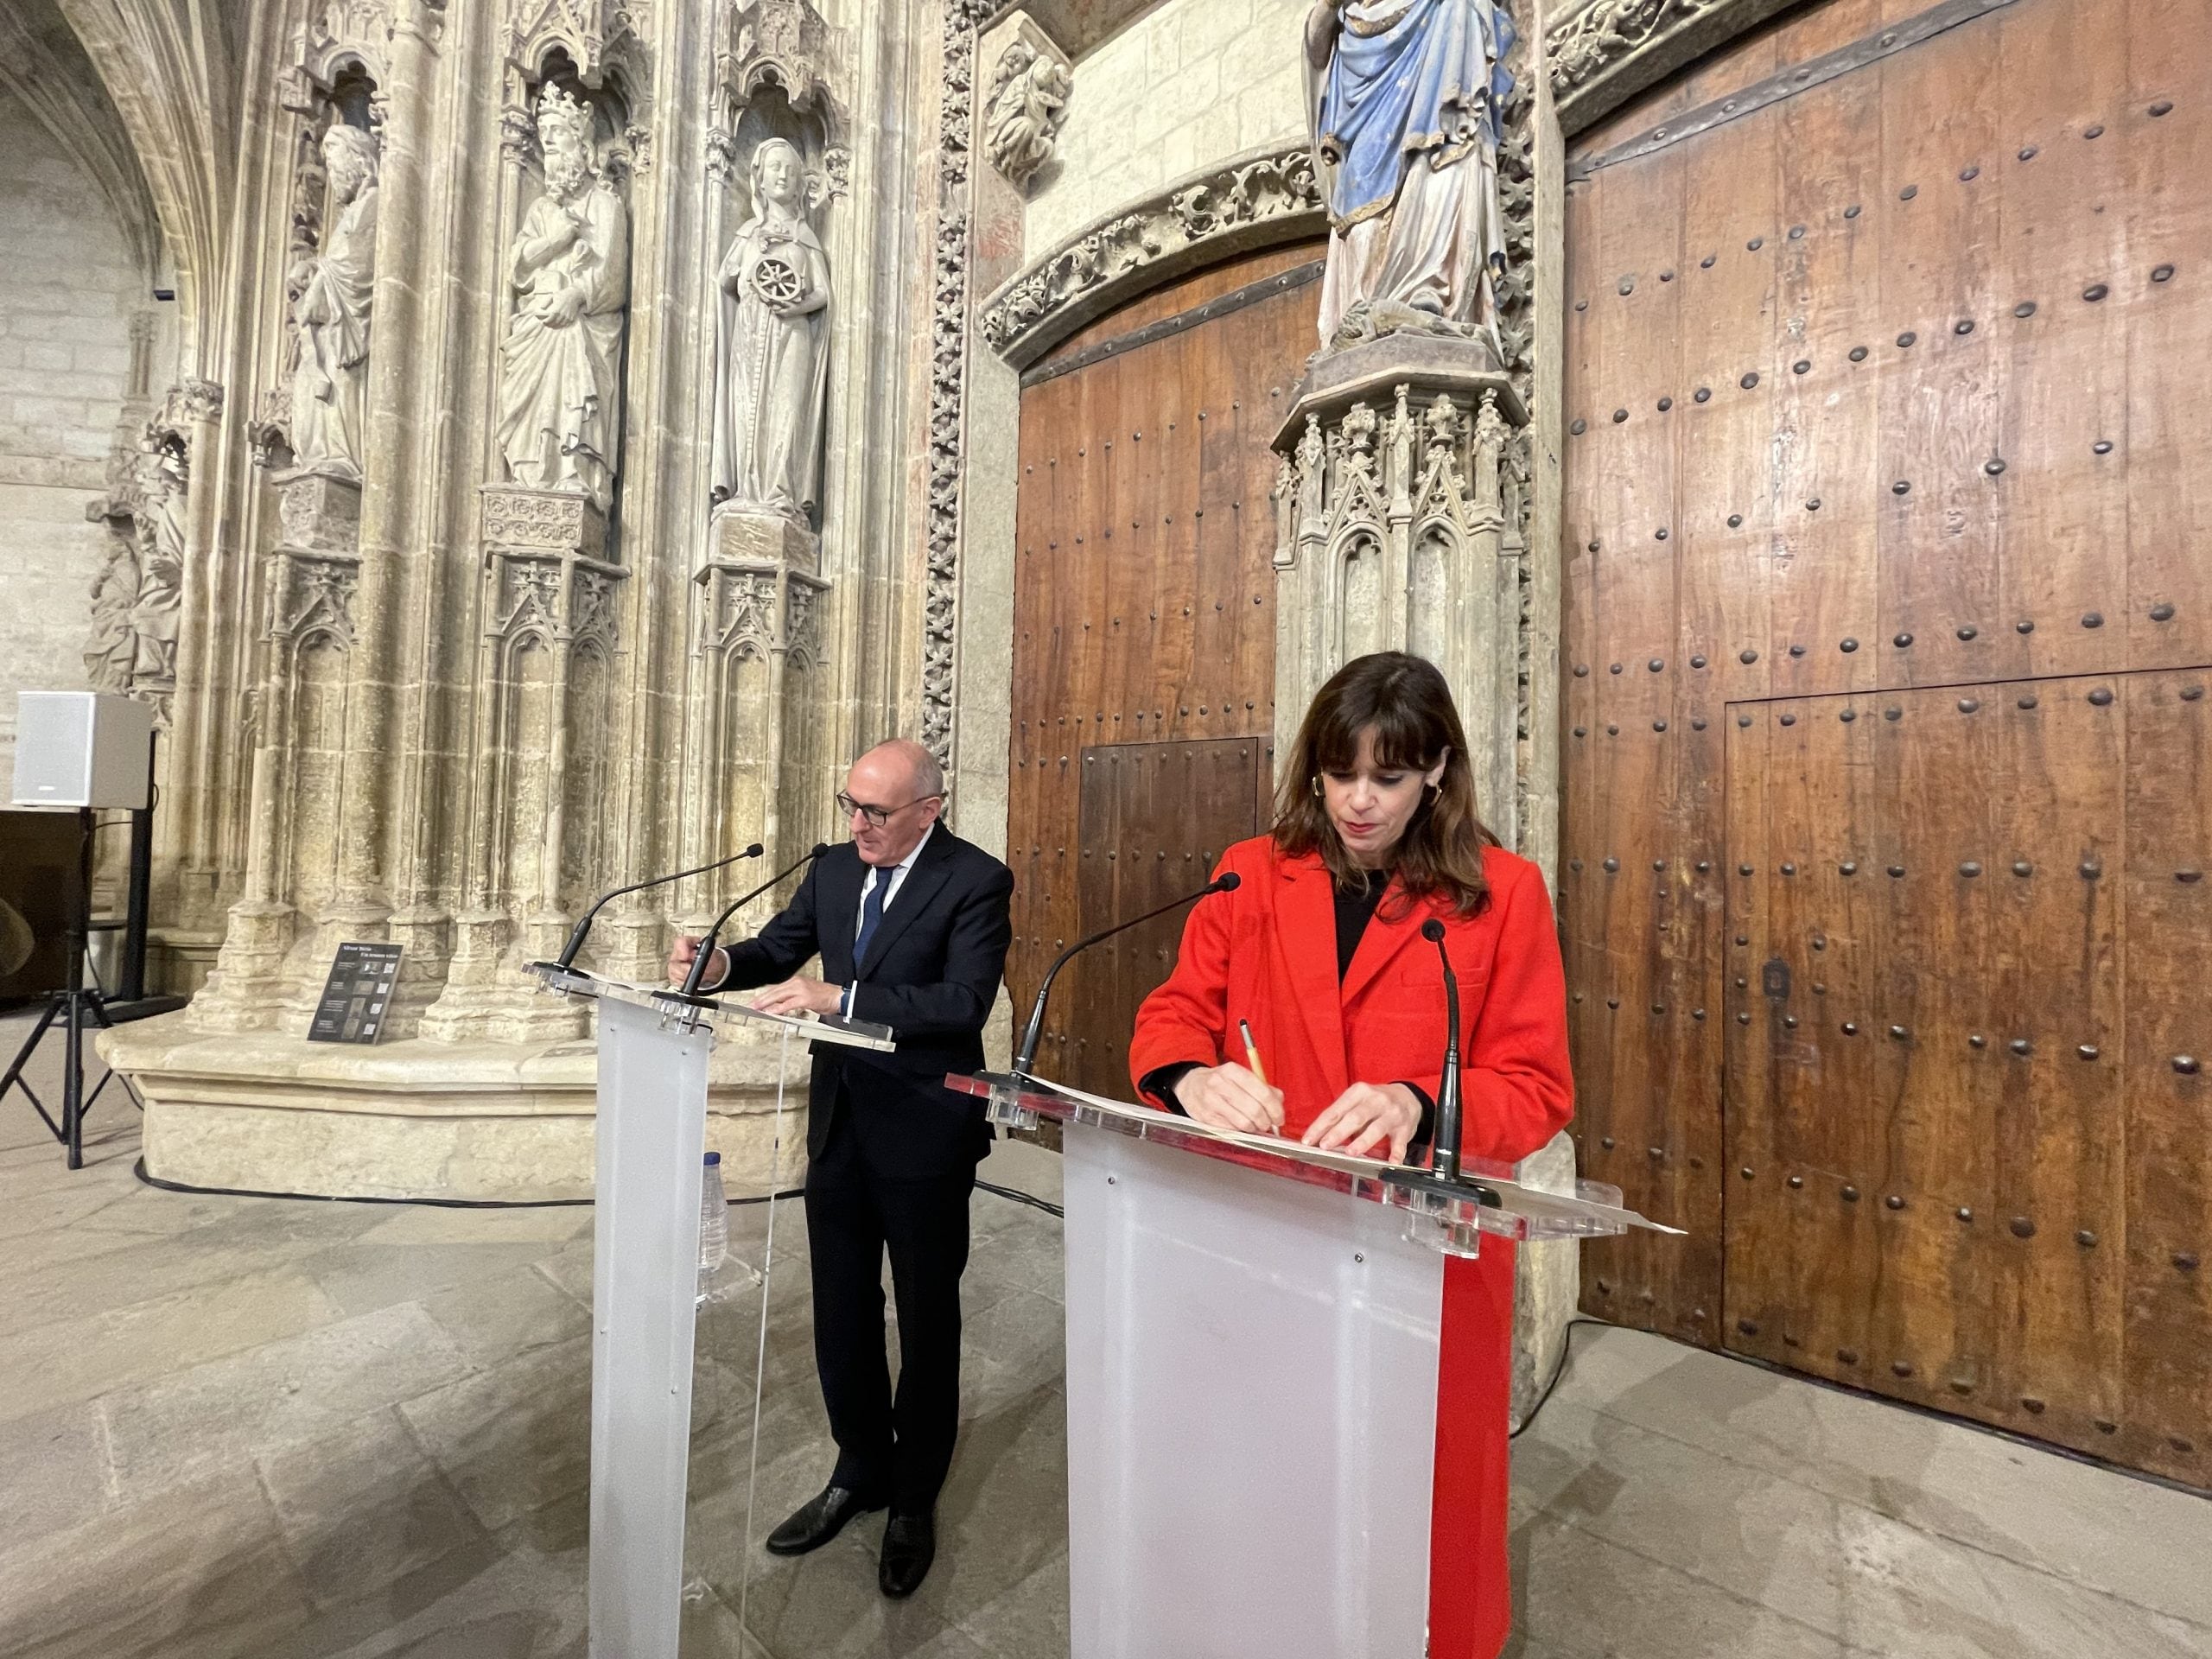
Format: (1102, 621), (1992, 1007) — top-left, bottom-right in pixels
(719, 0), (842, 129)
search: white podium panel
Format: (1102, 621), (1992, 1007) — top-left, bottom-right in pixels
(589, 993), (712, 1659)
(1063, 1123), (1444, 1659)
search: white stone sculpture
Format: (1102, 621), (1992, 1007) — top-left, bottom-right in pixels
(84, 535), (141, 694)
(710, 137), (831, 525)
(1305, 0), (1516, 359)
(495, 86), (632, 511)
(288, 124), (379, 480)
(130, 440), (187, 688)
(985, 41), (1071, 188)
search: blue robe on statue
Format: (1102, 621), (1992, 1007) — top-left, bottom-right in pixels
(1317, 0), (1515, 226)
(1309, 0), (1516, 349)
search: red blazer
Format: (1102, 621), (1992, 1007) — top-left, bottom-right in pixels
(1128, 836), (1573, 1162)
(1128, 834), (1574, 1659)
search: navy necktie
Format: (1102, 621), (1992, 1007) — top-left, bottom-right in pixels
(853, 869), (889, 970)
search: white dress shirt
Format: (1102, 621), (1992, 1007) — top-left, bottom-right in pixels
(840, 823), (933, 1015)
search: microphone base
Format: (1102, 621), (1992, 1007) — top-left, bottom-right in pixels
(970, 1070), (1045, 1132)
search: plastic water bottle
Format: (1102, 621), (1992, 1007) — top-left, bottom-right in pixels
(698, 1151), (728, 1304)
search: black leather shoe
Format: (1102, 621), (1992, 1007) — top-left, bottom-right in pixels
(764, 1483), (887, 1555)
(878, 1510), (935, 1598)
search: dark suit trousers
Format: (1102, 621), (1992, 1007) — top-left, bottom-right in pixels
(804, 1084), (975, 1514)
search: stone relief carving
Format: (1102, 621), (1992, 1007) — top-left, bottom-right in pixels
(984, 41), (1071, 189)
(920, 10), (982, 765)
(1304, 0), (1518, 362)
(710, 137), (832, 526)
(495, 86), (631, 512)
(287, 124), (380, 482)
(978, 147), (1323, 363)
(130, 438), (188, 691)
(1548, 0), (1703, 105)
(84, 530), (141, 695)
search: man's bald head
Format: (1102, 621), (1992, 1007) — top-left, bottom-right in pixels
(842, 740), (946, 866)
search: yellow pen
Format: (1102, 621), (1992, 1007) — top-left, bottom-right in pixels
(1236, 1018), (1268, 1086)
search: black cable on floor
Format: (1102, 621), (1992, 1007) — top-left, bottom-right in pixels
(132, 1160), (803, 1209)
(976, 1177), (1064, 1218)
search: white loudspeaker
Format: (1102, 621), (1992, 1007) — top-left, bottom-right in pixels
(10, 692), (154, 810)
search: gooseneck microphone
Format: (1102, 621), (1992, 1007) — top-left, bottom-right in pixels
(1421, 918), (1465, 1182)
(677, 842), (832, 999)
(1013, 870), (1242, 1077)
(550, 842), (764, 971)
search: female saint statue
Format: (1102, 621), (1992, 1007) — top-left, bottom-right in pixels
(710, 137), (832, 524)
(495, 86), (631, 510)
(1305, 0), (1516, 359)
(289, 124), (380, 479)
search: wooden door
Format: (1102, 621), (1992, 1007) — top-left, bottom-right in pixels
(1007, 244), (1321, 1097)
(1560, 0), (2210, 1483)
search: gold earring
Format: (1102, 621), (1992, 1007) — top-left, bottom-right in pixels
(1310, 775), (1324, 798)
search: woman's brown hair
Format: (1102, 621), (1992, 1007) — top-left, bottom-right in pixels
(1273, 651), (1500, 915)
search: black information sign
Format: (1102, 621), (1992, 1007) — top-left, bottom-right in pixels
(308, 943), (404, 1044)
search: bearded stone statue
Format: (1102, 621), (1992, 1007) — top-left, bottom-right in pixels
(288, 124), (379, 480)
(495, 86), (632, 511)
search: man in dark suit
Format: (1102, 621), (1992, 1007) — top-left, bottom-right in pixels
(669, 738), (1013, 1599)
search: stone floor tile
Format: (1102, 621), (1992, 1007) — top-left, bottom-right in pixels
(99, 1300), (473, 1498)
(1518, 1395), (2212, 1659)
(0, 1266), (344, 1427)
(418, 1261), (593, 1369)
(0, 1401), (113, 1538)
(0, 1467), (316, 1659)
(1562, 1325), (2212, 1630)
(1510, 1508), (1857, 1659)
(398, 1333), (592, 1533)
(951, 1548), (1070, 1659)
(257, 1405), (495, 1612)
(957, 1287), (1065, 1398)
(307, 1238), (576, 1322)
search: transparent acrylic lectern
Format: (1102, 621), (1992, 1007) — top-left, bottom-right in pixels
(530, 963), (895, 1659)
(947, 1071), (1677, 1659)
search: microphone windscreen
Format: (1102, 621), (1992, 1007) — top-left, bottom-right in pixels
(744, 842), (764, 858)
(812, 842), (832, 858)
(1421, 918), (1446, 942)
(1213, 871), (1243, 892)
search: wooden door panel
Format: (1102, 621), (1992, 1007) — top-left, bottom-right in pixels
(1007, 244), (1319, 1096)
(1565, 0), (2212, 1480)
(1722, 668), (2203, 1484)
(1065, 738), (1269, 1097)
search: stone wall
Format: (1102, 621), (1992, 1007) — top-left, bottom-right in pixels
(1025, 0), (1310, 257)
(0, 87), (168, 782)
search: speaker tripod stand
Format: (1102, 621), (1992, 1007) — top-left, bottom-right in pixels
(1, 804), (180, 1170)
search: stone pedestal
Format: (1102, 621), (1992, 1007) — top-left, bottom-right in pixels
(417, 486), (626, 1044)
(682, 505), (833, 934)
(1270, 334), (1529, 849)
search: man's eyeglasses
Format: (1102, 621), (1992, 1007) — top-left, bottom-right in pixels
(837, 791), (944, 829)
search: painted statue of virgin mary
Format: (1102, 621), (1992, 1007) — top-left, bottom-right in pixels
(1305, 0), (1516, 359)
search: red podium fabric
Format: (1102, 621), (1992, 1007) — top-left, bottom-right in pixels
(1128, 834), (1574, 1656)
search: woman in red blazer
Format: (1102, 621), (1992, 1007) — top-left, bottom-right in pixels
(1128, 650), (1573, 1658)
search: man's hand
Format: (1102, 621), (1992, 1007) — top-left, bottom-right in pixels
(667, 934), (728, 989)
(1301, 1081), (1422, 1163)
(1175, 1063), (1286, 1135)
(750, 976), (843, 1017)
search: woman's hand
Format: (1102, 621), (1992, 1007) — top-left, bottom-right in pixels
(1174, 1063), (1285, 1136)
(1302, 1081), (1422, 1162)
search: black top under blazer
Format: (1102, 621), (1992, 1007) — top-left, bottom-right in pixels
(712, 829), (1015, 1179)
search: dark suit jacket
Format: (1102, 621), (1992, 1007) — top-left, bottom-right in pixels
(713, 828), (1014, 1179)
